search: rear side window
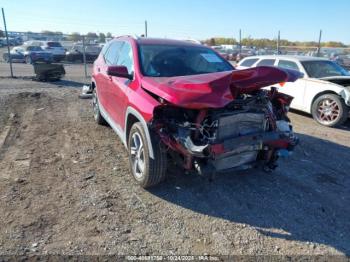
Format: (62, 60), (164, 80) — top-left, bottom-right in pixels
(240, 58), (258, 67)
(278, 60), (299, 71)
(257, 59), (275, 66)
(104, 41), (123, 65)
(47, 42), (62, 47)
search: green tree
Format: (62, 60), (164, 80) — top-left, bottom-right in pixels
(99, 33), (106, 43)
(0, 30), (4, 37)
(106, 32), (112, 38)
(86, 32), (98, 39)
(209, 38), (216, 46)
(41, 30), (63, 36)
(68, 32), (81, 42)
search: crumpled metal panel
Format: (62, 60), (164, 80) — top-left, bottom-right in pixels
(141, 66), (302, 109)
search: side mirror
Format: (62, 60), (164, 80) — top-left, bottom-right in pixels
(107, 66), (133, 80)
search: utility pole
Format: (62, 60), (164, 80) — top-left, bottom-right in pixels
(317, 30), (322, 57)
(82, 35), (87, 78)
(2, 8), (13, 78)
(145, 20), (148, 37)
(239, 29), (242, 55)
(277, 30), (280, 54)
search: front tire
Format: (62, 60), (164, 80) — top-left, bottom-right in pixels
(311, 94), (349, 127)
(128, 122), (167, 188)
(25, 56), (32, 64)
(92, 88), (107, 125)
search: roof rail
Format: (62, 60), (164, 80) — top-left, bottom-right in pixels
(115, 35), (140, 40)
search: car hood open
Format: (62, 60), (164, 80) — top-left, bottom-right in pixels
(141, 66), (302, 109)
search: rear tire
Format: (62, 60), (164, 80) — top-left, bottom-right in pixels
(3, 54), (9, 63)
(92, 88), (107, 125)
(128, 122), (167, 188)
(311, 94), (349, 127)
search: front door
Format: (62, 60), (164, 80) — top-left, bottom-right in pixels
(108, 41), (135, 130)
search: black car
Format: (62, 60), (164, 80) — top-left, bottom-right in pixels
(65, 45), (101, 63)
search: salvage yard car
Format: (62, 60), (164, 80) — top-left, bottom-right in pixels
(3, 45), (52, 64)
(65, 44), (101, 63)
(237, 56), (350, 127)
(91, 36), (301, 187)
(40, 41), (66, 62)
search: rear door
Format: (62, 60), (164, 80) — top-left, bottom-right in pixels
(276, 59), (306, 110)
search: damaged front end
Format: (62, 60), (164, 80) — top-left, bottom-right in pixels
(147, 67), (301, 177)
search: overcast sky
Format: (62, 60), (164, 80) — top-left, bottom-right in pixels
(1, 0), (350, 44)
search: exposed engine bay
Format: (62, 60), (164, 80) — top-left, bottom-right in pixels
(150, 87), (298, 177)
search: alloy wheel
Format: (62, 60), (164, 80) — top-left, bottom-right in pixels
(130, 132), (145, 180)
(92, 91), (99, 120)
(316, 98), (340, 125)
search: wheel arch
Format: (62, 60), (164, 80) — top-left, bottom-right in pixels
(310, 90), (339, 112)
(125, 107), (155, 159)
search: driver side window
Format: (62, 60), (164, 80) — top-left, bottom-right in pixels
(104, 41), (123, 65)
(116, 42), (134, 74)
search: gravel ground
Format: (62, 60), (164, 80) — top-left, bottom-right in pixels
(0, 60), (349, 257)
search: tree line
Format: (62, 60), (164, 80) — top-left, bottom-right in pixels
(203, 37), (349, 48)
(1, 29), (348, 48)
(25, 30), (113, 43)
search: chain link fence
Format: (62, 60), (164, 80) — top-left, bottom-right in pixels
(0, 31), (109, 82)
(1, 30), (349, 80)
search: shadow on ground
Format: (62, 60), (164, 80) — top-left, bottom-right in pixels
(45, 79), (86, 88)
(149, 133), (350, 255)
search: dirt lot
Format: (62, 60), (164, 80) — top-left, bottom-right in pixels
(0, 60), (350, 257)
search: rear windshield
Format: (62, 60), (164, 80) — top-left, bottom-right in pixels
(47, 42), (62, 47)
(139, 44), (234, 77)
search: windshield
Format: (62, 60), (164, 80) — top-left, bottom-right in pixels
(302, 60), (350, 78)
(139, 44), (234, 77)
(26, 46), (43, 51)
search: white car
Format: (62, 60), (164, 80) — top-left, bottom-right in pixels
(237, 56), (350, 127)
(24, 41), (66, 61)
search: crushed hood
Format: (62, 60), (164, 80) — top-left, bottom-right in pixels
(141, 66), (302, 109)
(319, 76), (350, 87)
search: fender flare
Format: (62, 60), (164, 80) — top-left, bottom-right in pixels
(339, 89), (350, 106)
(125, 107), (155, 159)
(310, 90), (349, 112)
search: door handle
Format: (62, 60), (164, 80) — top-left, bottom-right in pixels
(97, 67), (100, 72)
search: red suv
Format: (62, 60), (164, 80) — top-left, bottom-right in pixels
(92, 36), (301, 188)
